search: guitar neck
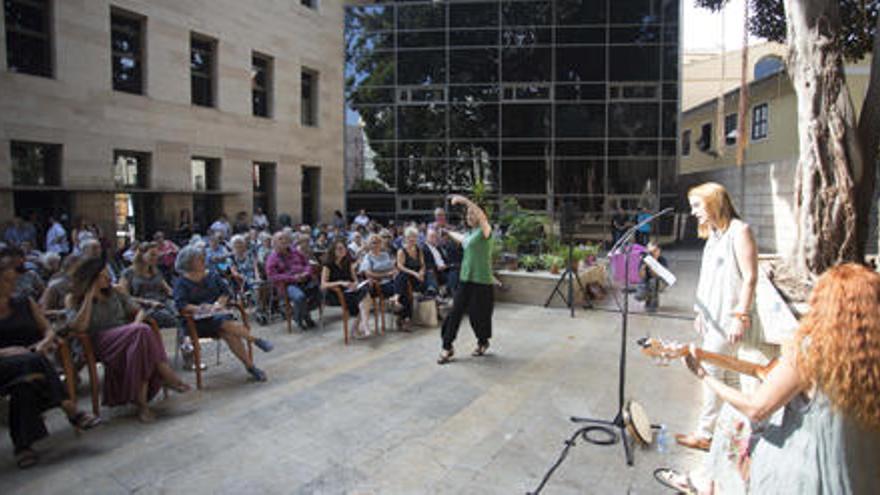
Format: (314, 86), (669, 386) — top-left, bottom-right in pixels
(694, 349), (770, 379)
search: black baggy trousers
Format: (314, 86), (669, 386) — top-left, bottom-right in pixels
(441, 281), (493, 350)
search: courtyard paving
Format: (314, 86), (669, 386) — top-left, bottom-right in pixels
(0, 250), (708, 494)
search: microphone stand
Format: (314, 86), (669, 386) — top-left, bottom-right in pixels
(568, 207), (673, 466)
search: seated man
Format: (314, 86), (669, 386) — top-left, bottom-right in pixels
(635, 241), (667, 312)
(421, 229), (447, 297)
(265, 232), (317, 330)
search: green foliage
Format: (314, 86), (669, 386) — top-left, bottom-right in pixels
(498, 197), (550, 255)
(490, 236), (504, 265)
(473, 179), (493, 219)
(695, 0), (878, 61)
(519, 254), (540, 271)
(540, 253), (564, 271)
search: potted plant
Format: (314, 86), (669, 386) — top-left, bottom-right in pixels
(541, 253), (564, 275)
(519, 254), (539, 272)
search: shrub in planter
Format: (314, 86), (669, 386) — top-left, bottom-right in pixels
(519, 254), (539, 272)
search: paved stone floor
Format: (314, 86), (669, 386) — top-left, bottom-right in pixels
(1, 251), (707, 494)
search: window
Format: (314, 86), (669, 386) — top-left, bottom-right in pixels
(754, 56), (783, 80)
(698, 122), (712, 151)
(4, 0), (52, 77)
(252, 52), (272, 117)
(190, 34), (216, 107)
(301, 0), (315, 9)
(724, 113), (737, 146)
(253, 162), (276, 221)
(301, 69), (318, 126)
(113, 150), (150, 188)
(191, 157), (220, 191)
(752, 103), (769, 140)
(10, 141), (61, 186)
(681, 129), (691, 156)
(111, 9), (144, 94)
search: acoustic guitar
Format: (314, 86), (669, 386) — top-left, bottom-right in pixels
(637, 337), (778, 381)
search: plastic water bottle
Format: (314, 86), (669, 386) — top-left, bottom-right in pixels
(656, 424), (670, 454)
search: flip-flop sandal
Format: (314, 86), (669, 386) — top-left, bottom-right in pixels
(68, 411), (103, 431)
(472, 343), (490, 356)
(15, 449), (39, 469)
(654, 467), (698, 495)
(437, 349), (454, 365)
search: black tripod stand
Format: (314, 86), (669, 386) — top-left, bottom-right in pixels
(544, 240), (587, 318)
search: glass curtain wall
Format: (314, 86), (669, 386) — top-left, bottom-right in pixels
(345, 0), (680, 218)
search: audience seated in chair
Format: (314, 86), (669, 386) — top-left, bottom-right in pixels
(394, 226), (426, 331)
(321, 240), (371, 341)
(119, 242), (177, 328)
(173, 246), (273, 384)
(265, 232), (317, 331)
(0, 247), (101, 469)
(360, 234), (397, 328)
(66, 257), (190, 424)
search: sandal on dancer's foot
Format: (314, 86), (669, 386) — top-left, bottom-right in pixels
(675, 432), (711, 452)
(472, 342), (490, 356)
(654, 468), (698, 495)
(437, 348), (454, 365)
(67, 411), (103, 432)
(14, 448), (38, 469)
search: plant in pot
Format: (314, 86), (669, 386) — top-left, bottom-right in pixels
(541, 253), (564, 274)
(519, 254), (539, 272)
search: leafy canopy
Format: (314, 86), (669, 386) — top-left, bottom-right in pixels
(694, 0), (879, 61)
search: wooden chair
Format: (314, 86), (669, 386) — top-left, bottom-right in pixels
(319, 286), (352, 344)
(366, 279), (390, 335)
(75, 317), (166, 416)
(280, 282), (321, 334)
(178, 302), (253, 390)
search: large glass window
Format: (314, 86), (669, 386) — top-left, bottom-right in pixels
(398, 50), (446, 85)
(451, 49), (499, 83)
(752, 103), (769, 140)
(450, 2), (498, 28)
(554, 160), (604, 195)
(4, 0), (52, 77)
(502, 104), (550, 138)
(556, 47), (605, 82)
(502, 160), (548, 194)
(10, 141), (60, 186)
(397, 105), (446, 140)
(556, 104), (606, 138)
(252, 52), (272, 118)
(190, 34), (215, 107)
(450, 104), (499, 138)
(610, 46), (661, 81)
(608, 102), (659, 137)
(502, 47), (550, 82)
(397, 3), (445, 30)
(111, 9), (144, 94)
(556, 0), (606, 25)
(502, 1), (551, 26)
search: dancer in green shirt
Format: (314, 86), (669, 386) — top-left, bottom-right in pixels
(437, 194), (494, 364)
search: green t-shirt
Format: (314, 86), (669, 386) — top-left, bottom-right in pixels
(460, 228), (493, 285)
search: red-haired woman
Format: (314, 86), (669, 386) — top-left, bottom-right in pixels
(670, 263), (880, 493)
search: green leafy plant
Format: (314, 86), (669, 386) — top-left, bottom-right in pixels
(519, 254), (539, 271)
(540, 253), (564, 271)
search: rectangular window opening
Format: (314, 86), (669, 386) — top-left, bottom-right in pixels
(10, 141), (61, 186)
(752, 103), (769, 140)
(111, 8), (145, 94)
(301, 69), (318, 127)
(252, 52), (273, 117)
(113, 150), (150, 188)
(191, 33), (216, 107)
(4, 0), (53, 77)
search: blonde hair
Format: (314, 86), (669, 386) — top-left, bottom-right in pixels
(404, 226), (419, 238)
(791, 263), (880, 431)
(687, 182), (740, 239)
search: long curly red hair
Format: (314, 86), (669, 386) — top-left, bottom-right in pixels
(793, 263), (880, 431)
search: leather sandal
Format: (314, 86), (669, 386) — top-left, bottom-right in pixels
(14, 448), (38, 469)
(675, 433), (711, 452)
(472, 342), (490, 356)
(653, 467), (698, 494)
(437, 348), (454, 365)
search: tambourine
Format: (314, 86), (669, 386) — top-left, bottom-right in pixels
(622, 400), (653, 446)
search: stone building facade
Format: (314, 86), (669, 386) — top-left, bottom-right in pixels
(0, 0), (345, 245)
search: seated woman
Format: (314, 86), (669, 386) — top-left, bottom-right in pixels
(0, 248), (101, 469)
(40, 254), (80, 311)
(229, 234), (259, 297)
(321, 240), (371, 337)
(173, 246), (273, 382)
(204, 233), (231, 275)
(119, 242), (177, 329)
(394, 226), (426, 330)
(359, 234), (397, 323)
(67, 257), (190, 423)
(669, 263), (880, 494)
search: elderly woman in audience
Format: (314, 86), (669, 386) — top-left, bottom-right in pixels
(255, 231), (273, 267)
(265, 232), (316, 330)
(0, 248), (101, 468)
(204, 233), (231, 275)
(394, 226), (426, 330)
(153, 231), (179, 281)
(67, 257), (190, 423)
(347, 231), (365, 262)
(321, 240), (371, 337)
(173, 246), (273, 382)
(11, 253), (44, 301)
(360, 233), (398, 322)
(119, 242), (177, 329)
(35, 251), (60, 282)
(230, 234), (259, 296)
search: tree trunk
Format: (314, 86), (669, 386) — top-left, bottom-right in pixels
(857, 13), (880, 263)
(783, 0), (863, 282)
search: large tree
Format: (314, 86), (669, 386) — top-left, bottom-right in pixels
(697, 0), (880, 284)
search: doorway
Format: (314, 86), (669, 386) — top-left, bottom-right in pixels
(302, 166), (320, 225)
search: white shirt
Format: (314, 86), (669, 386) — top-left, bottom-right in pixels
(425, 242), (446, 270)
(253, 214), (269, 229)
(353, 214), (370, 227)
(45, 222), (69, 254)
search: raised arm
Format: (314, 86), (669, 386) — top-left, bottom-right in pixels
(450, 194), (491, 239)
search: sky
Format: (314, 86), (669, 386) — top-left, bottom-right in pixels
(682, 0), (763, 52)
